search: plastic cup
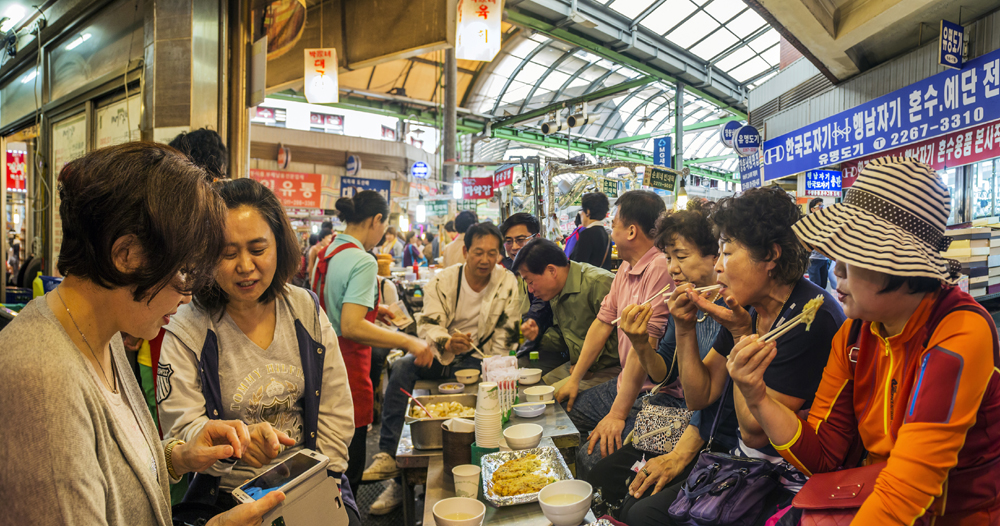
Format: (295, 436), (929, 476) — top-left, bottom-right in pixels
(452, 464), (482, 499)
(477, 382), (500, 412)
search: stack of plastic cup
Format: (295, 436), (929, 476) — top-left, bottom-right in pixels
(475, 382), (502, 448)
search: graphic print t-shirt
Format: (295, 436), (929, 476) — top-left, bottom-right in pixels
(216, 300), (306, 490)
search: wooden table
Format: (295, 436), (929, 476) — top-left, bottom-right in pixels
(395, 384), (582, 526)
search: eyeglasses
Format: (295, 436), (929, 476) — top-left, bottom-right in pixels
(504, 233), (538, 246)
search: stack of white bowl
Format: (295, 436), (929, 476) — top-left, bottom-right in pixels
(475, 382), (502, 448)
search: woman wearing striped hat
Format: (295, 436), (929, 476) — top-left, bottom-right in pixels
(728, 157), (1000, 525)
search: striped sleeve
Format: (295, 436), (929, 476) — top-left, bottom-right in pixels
(772, 321), (859, 476)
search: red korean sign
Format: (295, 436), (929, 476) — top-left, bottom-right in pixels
(463, 176), (494, 199)
(842, 119), (1000, 187)
(249, 169), (322, 208)
(493, 166), (514, 188)
(6, 150), (25, 192)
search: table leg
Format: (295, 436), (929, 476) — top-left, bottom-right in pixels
(402, 468), (417, 526)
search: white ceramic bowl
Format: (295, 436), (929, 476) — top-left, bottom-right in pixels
(538, 480), (593, 526)
(524, 385), (555, 402)
(455, 369), (481, 385)
(512, 403), (546, 418)
(518, 367), (542, 385)
(502, 423), (543, 450)
(439, 382), (465, 394)
(432, 497), (486, 526)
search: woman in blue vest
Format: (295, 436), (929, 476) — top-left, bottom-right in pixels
(158, 178), (358, 523)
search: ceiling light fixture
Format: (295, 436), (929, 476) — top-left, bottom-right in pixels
(1, 5), (25, 32)
(66, 33), (91, 50)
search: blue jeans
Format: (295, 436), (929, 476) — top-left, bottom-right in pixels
(378, 352), (482, 456)
(808, 259), (829, 290)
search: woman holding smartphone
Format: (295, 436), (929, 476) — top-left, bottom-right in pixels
(158, 178), (358, 524)
(0, 142), (282, 525)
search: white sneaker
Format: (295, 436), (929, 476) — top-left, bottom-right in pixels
(369, 480), (403, 516)
(362, 452), (400, 482)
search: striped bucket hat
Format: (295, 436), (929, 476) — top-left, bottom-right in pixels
(792, 156), (959, 282)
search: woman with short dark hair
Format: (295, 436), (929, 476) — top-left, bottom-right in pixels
(0, 142), (282, 525)
(158, 178), (359, 522)
(571, 192), (613, 270)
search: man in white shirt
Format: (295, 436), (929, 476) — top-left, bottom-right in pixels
(363, 221), (523, 514)
(441, 210), (477, 267)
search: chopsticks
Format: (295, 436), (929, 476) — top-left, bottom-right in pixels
(512, 400), (556, 408)
(611, 285), (672, 325)
(760, 295), (824, 343)
(399, 387), (433, 418)
(453, 329), (485, 359)
(694, 284), (722, 293)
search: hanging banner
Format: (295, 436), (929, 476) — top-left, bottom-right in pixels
(95, 96), (141, 148)
(739, 152), (763, 191)
(720, 120), (743, 148)
(304, 48), (339, 104)
(602, 178), (619, 198)
(734, 125), (762, 156)
(762, 46), (1000, 182)
(842, 119), (1000, 187)
(340, 176), (391, 201)
(411, 161), (430, 179)
(250, 169), (322, 208)
(494, 165), (514, 188)
(456, 0), (504, 62)
(653, 137), (672, 167)
(805, 169), (842, 197)
(463, 176), (494, 199)
(939, 20), (964, 70)
(6, 150), (25, 192)
(427, 200), (451, 217)
(644, 166), (677, 191)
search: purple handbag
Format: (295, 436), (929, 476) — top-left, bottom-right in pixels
(668, 380), (785, 526)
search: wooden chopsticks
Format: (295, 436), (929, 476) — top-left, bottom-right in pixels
(611, 285), (672, 324)
(760, 295), (824, 343)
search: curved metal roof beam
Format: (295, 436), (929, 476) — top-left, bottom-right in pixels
(516, 46), (581, 114)
(490, 38), (555, 116)
(609, 88), (672, 141)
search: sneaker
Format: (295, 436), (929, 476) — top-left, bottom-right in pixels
(369, 480), (402, 516)
(362, 452), (400, 482)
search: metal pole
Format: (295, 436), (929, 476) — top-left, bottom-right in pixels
(674, 82), (684, 171)
(444, 48), (458, 186)
(227, 0), (250, 178)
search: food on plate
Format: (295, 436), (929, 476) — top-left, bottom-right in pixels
(409, 401), (475, 419)
(490, 454), (556, 496)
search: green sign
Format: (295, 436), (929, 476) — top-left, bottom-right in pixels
(645, 167), (677, 192)
(427, 200), (450, 217)
(601, 178), (619, 198)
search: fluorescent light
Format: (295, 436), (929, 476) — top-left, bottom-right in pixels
(66, 33), (92, 51)
(416, 202), (426, 223)
(20, 70), (35, 84)
(453, 182), (463, 199)
(399, 215), (410, 233)
(1, 5), (25, 32)
(13, 213), (19, 224)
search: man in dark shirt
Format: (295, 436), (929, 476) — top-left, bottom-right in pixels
(571, 192), (613, 270)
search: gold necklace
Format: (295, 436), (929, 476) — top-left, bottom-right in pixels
(696, 290), (721, 323)
(56, 288), (118, 394)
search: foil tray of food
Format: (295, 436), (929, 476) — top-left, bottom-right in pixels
(480, 446), (573, 506)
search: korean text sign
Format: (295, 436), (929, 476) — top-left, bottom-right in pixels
(6, 150), (25, 192)
(493, 166), (514, 188)
(457, 0), (504, 62)
(250, 170), (322, 208)
(340, 176), (391, 201)
(739, 153), (763, 191)
(761, 46), (1000, 181)
(653, 137), (672, 167)
(940, 20), (964, 69)
(644, 166), (677, 191)
(805, 170), (842, 197)
(463, 176), (494, 199)
(304, 48), (338, 104)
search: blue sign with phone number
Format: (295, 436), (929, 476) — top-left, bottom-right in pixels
(762, 45), (1000, 182)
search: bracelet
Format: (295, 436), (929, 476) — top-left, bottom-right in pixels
(164, 439), (185, 480)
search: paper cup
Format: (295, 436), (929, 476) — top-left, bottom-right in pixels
(476, 382), (500, 412)
(452, 464), (482, 499)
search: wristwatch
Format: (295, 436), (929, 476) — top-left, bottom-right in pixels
(164, 439), (185, 479)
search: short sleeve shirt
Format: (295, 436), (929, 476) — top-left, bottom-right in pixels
(712, 278), (846, 454)
(323, 233), (379, 336)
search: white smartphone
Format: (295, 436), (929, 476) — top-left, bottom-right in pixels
(232, 449), (329, 504)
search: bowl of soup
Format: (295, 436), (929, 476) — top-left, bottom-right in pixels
(538, 479), (593, 526)
(432, 497), (486, 526)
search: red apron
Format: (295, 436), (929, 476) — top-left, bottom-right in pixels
(328, 241), (378, 428)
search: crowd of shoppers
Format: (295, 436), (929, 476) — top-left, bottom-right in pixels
(2, 141), (998, 526)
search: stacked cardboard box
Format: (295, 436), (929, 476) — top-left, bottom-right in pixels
(943, 226), (992, 297)
(971, 217), (1000, 297)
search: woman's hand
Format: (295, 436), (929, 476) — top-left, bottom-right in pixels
(666, 284), (699, 331)
(687, 289), (751, 338)
(620, 304), (653, 348)
(242, 422), (297, 469)
(172, 420), (251, 476)
(207, 491), (286, 526)
(629, 453), (688, 497)
(726, 334), (776, 408)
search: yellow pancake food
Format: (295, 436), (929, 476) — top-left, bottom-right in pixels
(409, 401), (475, 419)
(490, 454), (556, 496)
(802, 295), (825, 331)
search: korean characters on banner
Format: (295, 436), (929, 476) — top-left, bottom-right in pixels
(761, 46), (1000, 182)
(250, 170), (321, 208)
(738, 152), (763, 191)
(805, 170), (842, 197)
(463, 176), (494, 199)
(6, 150), (26, 192)
(457, 0), (504, 62)
(493, 165), (514, 188)
(304, 48), (338, 104)
(340, 176), (391, 202)
(842, 119), (1000, 187)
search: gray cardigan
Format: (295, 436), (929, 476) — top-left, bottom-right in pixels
(0, 297), (172, 526)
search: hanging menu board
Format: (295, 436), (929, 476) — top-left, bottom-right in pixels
(50, 113), (88, 275)
(644, 166), (677, 192)
(95, 96), (140, 148)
